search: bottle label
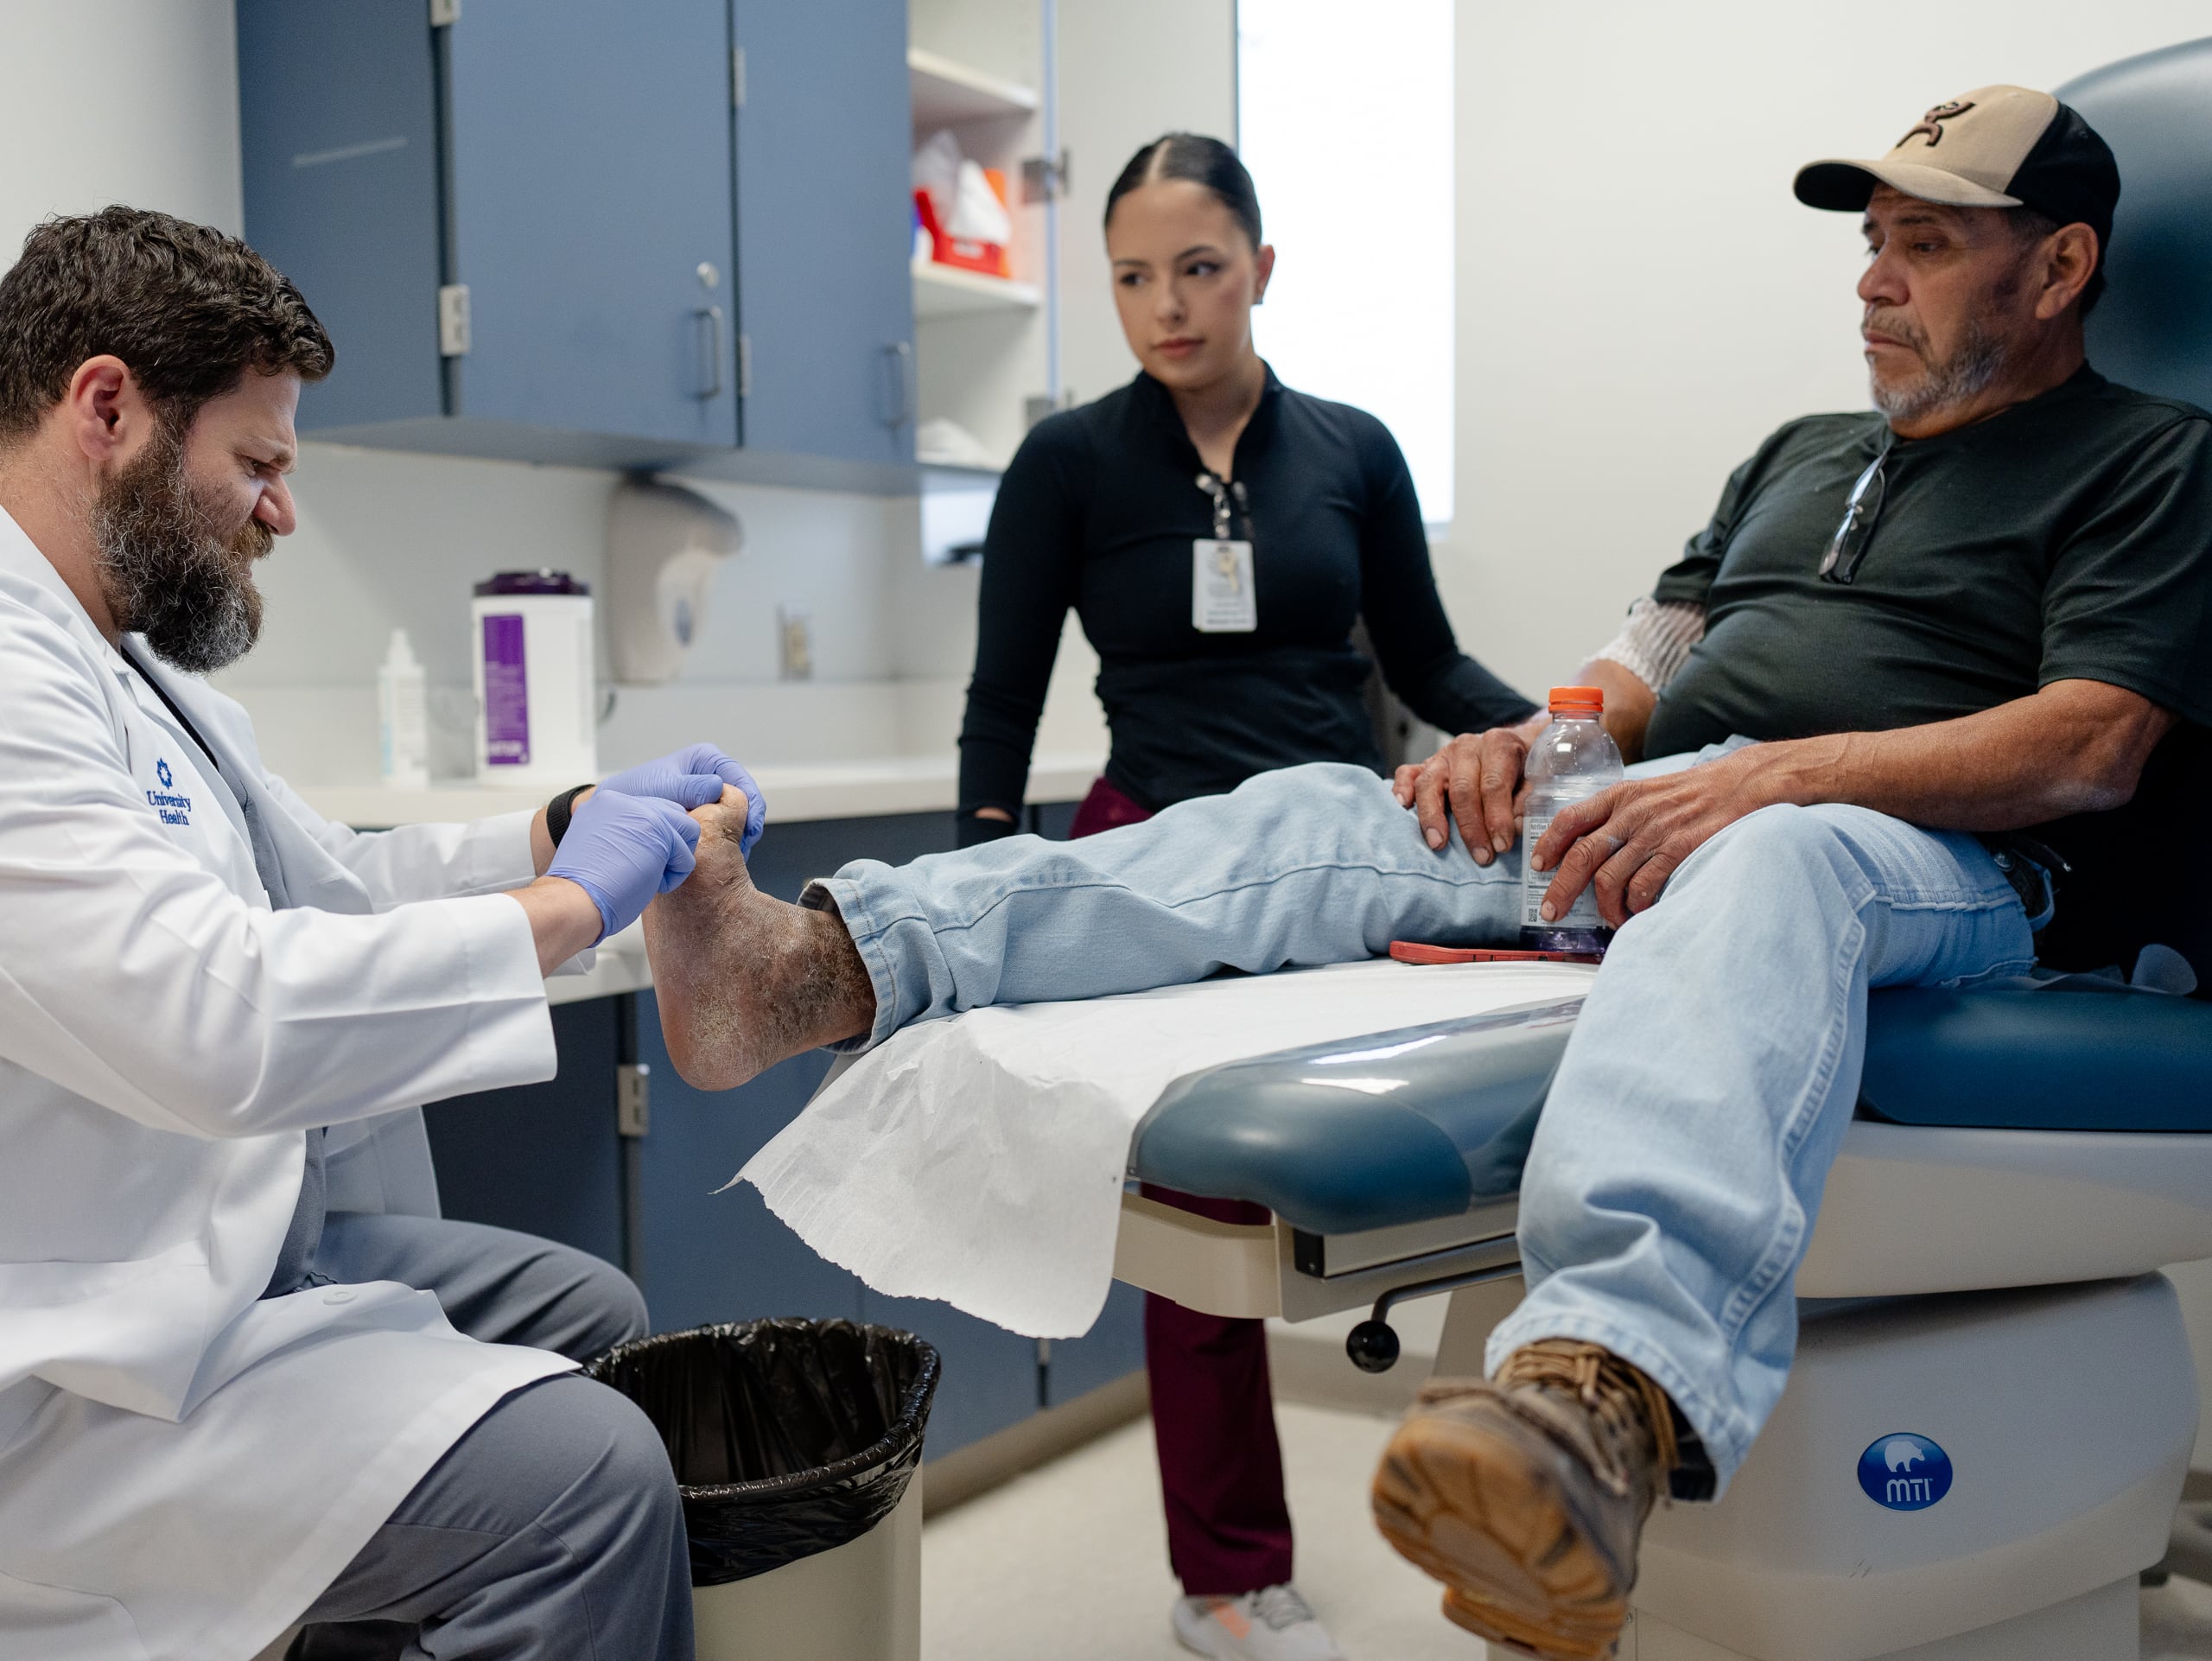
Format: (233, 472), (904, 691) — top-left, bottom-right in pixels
(1522, 811), (1605, 930)
(481, 613), (531, 765)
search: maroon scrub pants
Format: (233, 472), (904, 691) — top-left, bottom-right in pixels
(1070, 778), (1296, 1596)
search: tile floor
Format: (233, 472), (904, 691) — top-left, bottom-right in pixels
(921, 1401), (2212, 1661)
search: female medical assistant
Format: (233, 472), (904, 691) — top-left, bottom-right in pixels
(958, 144), (1531, 843)
(955, 134), (1535, 1650)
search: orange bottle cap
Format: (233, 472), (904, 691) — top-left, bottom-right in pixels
(1548, 685), (1605, 713)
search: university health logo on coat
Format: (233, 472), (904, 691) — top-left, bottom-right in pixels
(146, 758), (193, 826)
(1857, 1433), (1952, 1511)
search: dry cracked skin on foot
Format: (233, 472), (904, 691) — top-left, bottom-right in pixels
(642, 795), (874, 1091)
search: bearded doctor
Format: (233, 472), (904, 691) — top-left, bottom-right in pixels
(0, 208), (756, 1660)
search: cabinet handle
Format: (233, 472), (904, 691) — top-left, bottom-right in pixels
(695, 305), (726, 400)
(880, 340), (915, 428)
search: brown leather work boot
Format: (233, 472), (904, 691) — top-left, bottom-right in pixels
(1370, 1340), (1680, 1660)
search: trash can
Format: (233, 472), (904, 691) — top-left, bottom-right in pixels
(587, 1319), (941, 1661)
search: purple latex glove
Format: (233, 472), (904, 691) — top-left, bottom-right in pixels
(547, 789), (702, 942)
(598, 743), (766, 855)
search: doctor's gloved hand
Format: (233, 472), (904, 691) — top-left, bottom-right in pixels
(546, 788), (702, 942)
(598, 744), (766, 855)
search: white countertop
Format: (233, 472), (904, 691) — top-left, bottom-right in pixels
(545, 918), (653, 1007)
(298, 750), (1104, 830)
(315, 752), (1106, 1006)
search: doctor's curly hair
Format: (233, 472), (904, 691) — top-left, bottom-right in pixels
(0, 206), (333, 443)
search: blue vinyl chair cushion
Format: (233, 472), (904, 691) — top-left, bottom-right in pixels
(1859, 983), (2212, 1132)
(2059, 37), (2212, 415)
(1128, 983), (2212, 1238)
(1128, 997), (1578, 1236)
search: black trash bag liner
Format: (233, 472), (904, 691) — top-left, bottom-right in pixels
(586, 1319), (941, 1587)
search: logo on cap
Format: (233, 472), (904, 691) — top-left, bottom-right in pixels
(1898, 100), (1975, 149)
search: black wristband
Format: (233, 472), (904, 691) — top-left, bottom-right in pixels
(543, 784), (593, 848)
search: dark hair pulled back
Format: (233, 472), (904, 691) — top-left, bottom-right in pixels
(1104, 134), (1262, 249)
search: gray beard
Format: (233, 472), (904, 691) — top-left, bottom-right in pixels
(92, 426), (268, 674)
(1868, 316), (2011, 427)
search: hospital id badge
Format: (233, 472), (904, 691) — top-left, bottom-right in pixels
(1192, 538), (1257, 633)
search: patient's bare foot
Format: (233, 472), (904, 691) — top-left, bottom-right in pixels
(644, 792), (877, 1091)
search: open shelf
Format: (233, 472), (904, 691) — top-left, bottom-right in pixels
(908, 47), (1039, 128)
(912, 258), (1040, 318)
(905, 23), (1048, 485)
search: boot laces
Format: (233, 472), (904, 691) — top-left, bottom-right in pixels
(1495, 1339), (1681, 1478)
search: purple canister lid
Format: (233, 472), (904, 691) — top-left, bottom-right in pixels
(474, 570), (589, 597)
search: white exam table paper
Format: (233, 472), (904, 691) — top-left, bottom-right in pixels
(739, 958), (1597, 1338)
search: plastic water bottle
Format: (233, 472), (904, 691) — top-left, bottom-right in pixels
(377, 627), (429, 789)
(1521, 685), (1624, 954)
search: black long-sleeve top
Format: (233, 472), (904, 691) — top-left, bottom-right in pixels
(957, 367), (1535, 830)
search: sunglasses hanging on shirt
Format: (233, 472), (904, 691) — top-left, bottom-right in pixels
(1192, 472), (1256, 633)
(1819, 439), (1894, 584)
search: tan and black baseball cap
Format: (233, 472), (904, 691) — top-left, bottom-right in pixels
(1794, 85), (2120, 248)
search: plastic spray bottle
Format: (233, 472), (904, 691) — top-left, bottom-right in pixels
(1520, 685), (1624, 954)
(378, 628), (429, 789)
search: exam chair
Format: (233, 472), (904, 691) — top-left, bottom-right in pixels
(1109, 41), (2212, 1658)
(1116, 983), (2212, 1660)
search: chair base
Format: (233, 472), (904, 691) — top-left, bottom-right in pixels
(1491, 1575), (2134, 1659)
(1630, 1275), (2191, 1661)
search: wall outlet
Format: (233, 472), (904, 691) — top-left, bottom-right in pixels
(777, 605), (814, 681)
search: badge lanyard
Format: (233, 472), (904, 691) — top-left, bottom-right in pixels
(1192, 472), (1256, 633)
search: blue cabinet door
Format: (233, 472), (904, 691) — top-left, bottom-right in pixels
(1045, 1282), (1149, 1406)
(862, 1290), (1043, 1460)
(733, 0), (917, 467)
(624, 811), (957, 1334)
(238, 0), (445, 431)
(625, 811), (929, 1331)
(448, 0), (739, 447)
(421, 998), (626, 1269)
(632, 994), (861, 1333)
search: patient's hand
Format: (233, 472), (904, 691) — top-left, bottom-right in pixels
(1528, 741), (1789, 927)
(1394, 722), (1542, 863)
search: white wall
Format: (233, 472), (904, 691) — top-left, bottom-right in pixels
(0, 0), (243, 244)
(1055, 0), (1238, 410)
(1441, 2), (2212, 702)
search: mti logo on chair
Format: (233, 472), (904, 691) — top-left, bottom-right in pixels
(1856, 1433), (1953, 1511)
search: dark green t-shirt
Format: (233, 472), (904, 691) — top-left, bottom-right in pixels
(1644, 367), (2212, 983)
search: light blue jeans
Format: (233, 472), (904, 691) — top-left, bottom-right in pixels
(810, 760), (2037, 1486)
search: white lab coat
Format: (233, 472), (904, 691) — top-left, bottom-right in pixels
(0, 510), (578, 1661)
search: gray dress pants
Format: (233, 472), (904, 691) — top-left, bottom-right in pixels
(288, 1213), (693, 1661)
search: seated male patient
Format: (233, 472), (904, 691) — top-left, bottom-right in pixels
(0, 209), (747, 1658)
(646, 86), (2212, 1658)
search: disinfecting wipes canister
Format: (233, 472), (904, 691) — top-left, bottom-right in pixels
(470, 571), (597, 789)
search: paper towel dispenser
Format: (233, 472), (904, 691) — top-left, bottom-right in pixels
(606, 477), (743, 684)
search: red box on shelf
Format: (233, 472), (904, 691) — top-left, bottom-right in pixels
(912, 178), (1009, 279)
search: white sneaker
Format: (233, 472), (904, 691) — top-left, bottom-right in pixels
(1172, 1584), (1347, 1661)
